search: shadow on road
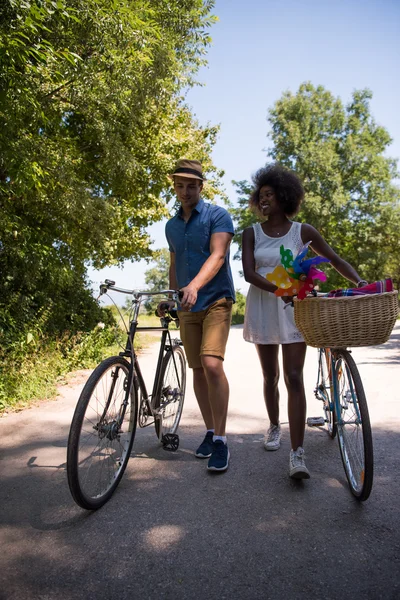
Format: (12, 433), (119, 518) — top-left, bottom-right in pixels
(1, 322), (399, 600)
(1, 406), (400, 600)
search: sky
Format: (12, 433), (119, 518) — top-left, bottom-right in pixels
(88, 0), (400, 300)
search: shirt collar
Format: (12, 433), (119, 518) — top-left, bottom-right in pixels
(177, 198), (204, 218)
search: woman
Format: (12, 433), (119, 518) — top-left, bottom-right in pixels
(242, 164), (366, 479)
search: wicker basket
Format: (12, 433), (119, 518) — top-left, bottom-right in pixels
(294, 291), (399, 348)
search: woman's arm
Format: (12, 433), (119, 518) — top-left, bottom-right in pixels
(302, 223), (365, 285)
(242, 227), (278, 293)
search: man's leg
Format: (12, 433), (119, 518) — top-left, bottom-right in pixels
(200, 298), (232, 471)
(192, 366), (214, 430)
(200, 356), (229, 436)
(178, 309), (215, 458)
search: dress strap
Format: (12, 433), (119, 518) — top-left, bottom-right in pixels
(285, 221), (302, 254)
(252, 222), (261, 245)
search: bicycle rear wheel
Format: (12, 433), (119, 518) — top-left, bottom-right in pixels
(318, 348), (336, 438)
(334, 350), (373, 501)
(67, 356), (138, 510)
(155, 345), (186, 439)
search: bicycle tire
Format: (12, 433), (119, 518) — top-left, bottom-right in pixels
(155, 345), (186, 439)
(67, 356), (138, 510)
(319, 348), (337, 438)
(334, 349), (373, 501)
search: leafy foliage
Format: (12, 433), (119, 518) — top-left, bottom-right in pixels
(0, 322), (116, 411)
(143, 247), (170, 313)
(231, 83), (400, 288)
(0, 0), (222, 408)
(231, 289), (246, 325)
(0, 0), (221, 347)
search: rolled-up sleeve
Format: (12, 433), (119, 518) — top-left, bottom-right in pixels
(211, 207), (235, 235)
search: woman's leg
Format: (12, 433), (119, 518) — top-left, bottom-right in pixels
(255, 344), (280, 425)
(282, 342), (307, 449)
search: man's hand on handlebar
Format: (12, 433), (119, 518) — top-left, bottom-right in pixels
(179, 283), (198, 311)
(156, 300), (176, 318)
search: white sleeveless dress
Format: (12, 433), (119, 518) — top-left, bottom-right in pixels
(243, 221), (305, 345)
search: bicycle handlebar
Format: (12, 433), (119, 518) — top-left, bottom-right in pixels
(99, 279), (182, 301)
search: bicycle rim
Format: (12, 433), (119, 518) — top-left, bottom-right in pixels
(67, 356), (137, 509)
(155, 346), (186, 439)
(334, 350), (373, 501)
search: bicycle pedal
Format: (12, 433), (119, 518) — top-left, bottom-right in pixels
(307, 416), (325, 427)
(161, 433), (180, 452)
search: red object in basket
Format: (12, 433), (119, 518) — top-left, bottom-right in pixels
(326, 278), (393, 298)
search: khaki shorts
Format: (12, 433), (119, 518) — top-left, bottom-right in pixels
(178, 297), (233, 369)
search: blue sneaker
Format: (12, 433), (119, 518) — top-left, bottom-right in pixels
(207, 440), (230, 472)
(195, 431), (214, 458)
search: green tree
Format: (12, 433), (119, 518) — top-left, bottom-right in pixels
(231, 83), (400, 288)
(0, 0), (222, 340)
(143, 248), (170, 314)
(231, 289), (246, 325)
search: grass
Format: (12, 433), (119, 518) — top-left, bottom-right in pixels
(0, 304), (235, 414)
(0, 315), (168, 414)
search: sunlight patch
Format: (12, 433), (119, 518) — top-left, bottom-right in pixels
(143, 525), (185, 551)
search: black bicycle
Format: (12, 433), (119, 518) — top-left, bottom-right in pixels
(67, 280), (186, 510)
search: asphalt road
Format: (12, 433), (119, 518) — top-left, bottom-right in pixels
(1, 323), (400, 600)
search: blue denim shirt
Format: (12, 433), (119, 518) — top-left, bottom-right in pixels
(165, 199), (236, 312)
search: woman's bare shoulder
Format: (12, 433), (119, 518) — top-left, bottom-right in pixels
(242, 225), (256, 239)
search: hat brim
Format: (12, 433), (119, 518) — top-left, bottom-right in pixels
(169, 172), (204, 181)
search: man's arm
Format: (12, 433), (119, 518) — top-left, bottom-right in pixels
(180, 231), (233, 311)
(169, 251), (178, 292)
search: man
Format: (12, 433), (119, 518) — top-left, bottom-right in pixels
(161, 158), (235, 472)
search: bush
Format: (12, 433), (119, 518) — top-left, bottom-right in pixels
(231, 290), (246, 325)
(0, 298), (118, 412)
(0, 301), (160, 413)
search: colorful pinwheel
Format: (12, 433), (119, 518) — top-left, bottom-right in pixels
(266, 242), (330, 300)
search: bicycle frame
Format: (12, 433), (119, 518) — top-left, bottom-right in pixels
(316, 347), (362, 429)
(328, 349), (362, 427)
(99, 283), (183, 425)
(67, 283), (187, 509)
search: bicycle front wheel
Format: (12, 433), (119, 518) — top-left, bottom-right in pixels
(334, 350), (373, 501)
(67, 356), (138, 510)
(155, 345), (186, 439)
(319, 348), (336, 438)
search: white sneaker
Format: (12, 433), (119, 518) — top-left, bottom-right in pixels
(289, 447), (310, 479)
(264, 423), (281, 451)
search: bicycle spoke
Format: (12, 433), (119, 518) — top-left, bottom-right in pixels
(334, 350), (373, 500)
(155, 347), (186, 439)
(67, 357), (138, 509)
